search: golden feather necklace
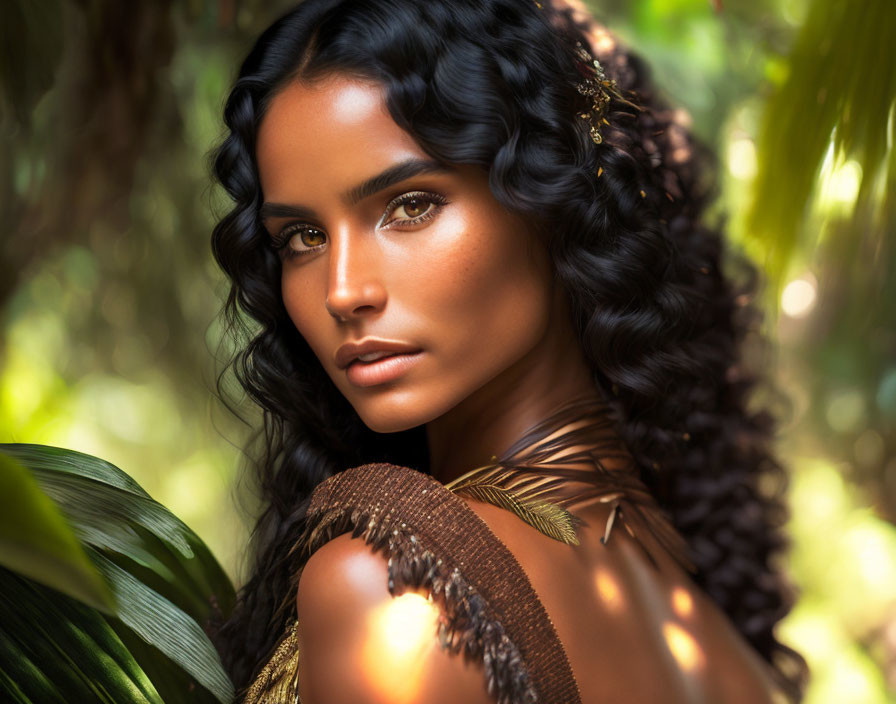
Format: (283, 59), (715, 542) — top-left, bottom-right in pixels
(443, 394), (696, 574)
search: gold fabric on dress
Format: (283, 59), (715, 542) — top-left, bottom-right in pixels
(242, 620), (301, 704)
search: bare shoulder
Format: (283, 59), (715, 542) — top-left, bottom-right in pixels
(295, 532), (494, 704)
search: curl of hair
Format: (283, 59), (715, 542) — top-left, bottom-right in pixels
(208, 0), (808, 700)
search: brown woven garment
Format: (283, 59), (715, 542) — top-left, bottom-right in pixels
(243, 462), (583, 704)
(242, 395), (697, 704)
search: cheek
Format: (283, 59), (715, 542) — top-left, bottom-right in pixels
(281, 275), (304, 325)
(281, 274), (322, 348)
(465, 245), (552, 348)
(404, 211), (553, 358)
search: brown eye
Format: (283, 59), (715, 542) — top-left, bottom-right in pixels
(400, 197), (431, 219)
(292, 228), (325, 249)
(384, 191), (448, 227)
(274, 225), (327, 260)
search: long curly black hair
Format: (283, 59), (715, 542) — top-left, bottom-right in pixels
(208, 0), (809, 700)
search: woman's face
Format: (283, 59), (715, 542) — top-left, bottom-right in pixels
(255, 73), (561, 433)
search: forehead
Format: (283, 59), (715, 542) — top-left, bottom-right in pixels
(255, 74), (427, 197)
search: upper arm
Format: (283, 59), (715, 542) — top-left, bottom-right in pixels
(295, 532), (494, 704)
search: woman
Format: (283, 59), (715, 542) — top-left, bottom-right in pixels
(209, 0), (809, 701)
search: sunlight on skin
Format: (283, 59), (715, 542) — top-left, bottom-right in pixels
(361, 591), (441, 703)
(671, 586), (694, 619)
(662, 621), (706, 672)
(593, 566), (625, 612)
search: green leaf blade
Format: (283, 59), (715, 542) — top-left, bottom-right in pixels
(0, 452), (117, 614)
(0, 568), (164, 704)
(88, 549), (235, 704)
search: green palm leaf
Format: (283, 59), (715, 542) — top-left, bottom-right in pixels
(0, 452), (116, 613)
(2, 444), (235, 619)
(88, 549), (234, 701)
(1, 569), (164, 703)
(22, 467), (229, 622)
(4, 443), (150, 495)
(0, 444), (237, 704)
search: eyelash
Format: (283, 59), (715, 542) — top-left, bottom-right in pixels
(269, 191), (449, 261)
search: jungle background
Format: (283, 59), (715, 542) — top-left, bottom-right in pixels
(1, 0), (893, 700)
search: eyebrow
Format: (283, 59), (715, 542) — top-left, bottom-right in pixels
(259, 157), (452, 222)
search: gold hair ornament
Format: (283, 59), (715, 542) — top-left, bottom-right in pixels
(572, 40), (643, 145)
(534, 0), (643, 146)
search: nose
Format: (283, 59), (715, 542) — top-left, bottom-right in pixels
(324, 224), (387, 322)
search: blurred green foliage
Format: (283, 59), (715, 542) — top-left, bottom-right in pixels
(0, 0), (893, 701)
(0, 444), (236, 703)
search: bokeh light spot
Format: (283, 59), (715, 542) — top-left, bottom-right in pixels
(781, 276), (817, 318)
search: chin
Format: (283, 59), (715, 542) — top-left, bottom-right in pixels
(347, 388), (440, 434)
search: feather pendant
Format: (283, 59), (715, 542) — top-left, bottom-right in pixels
(446, 464), (585, 546)
(242, 619), (302, 704)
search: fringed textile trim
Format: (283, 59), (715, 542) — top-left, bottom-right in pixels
(242, 463), (583, 703)
(296, 503), (539, 704)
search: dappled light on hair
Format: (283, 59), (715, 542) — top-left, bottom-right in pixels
(360, 591), (440, 703)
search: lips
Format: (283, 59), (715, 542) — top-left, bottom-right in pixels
(335, 338), (422, 370)
(344, 350), (423, 387)
(352, 351), (401, 364)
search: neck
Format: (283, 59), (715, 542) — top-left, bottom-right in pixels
(425, 296), (622, 485)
